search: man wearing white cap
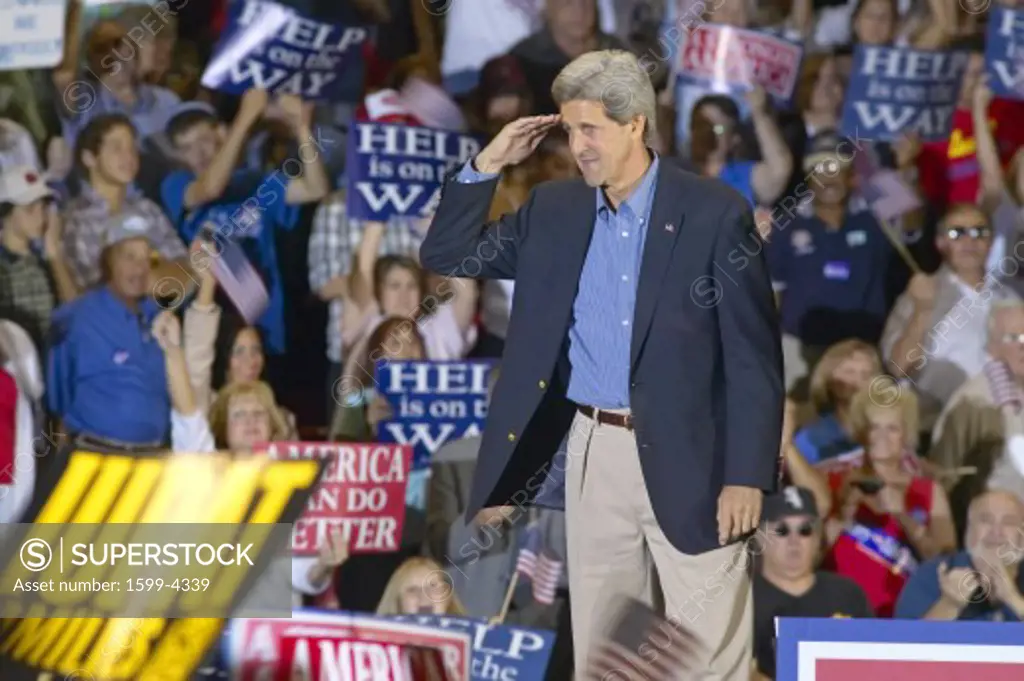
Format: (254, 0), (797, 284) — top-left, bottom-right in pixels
(0, 166), (78, 349)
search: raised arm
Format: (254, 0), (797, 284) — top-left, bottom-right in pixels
(278, 95), (331, 205)
(419, 116), (560, 279)
(747, 88), (793, 206)
(52, 0), (83, 109)
(972, 79), (1006, 206)
(182, 89), (268, 211)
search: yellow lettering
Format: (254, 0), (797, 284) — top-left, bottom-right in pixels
(19, 618), (68, 667)
(107, 459), (164, 522)
(74, 455), (134, 522)
(137, 618), (224, 681)
(47, 616), (102, 673)
(0, 605), (48, 654)
(138, 455), (211, 523)
(250, 461), (322, 523)
(36, 452), (103, 523)
(947, 118), (997, 160)
(84, 618), (163, 679)
(207, 457), (265, 523)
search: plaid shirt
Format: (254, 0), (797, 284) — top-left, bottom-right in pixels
(308, 191), (427, 364)
(62, 183), (187, 289)
(0, 246), (54, 348)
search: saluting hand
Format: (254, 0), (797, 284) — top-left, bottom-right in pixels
(717, 485), (762, 546)
(474, 115), (561, 175)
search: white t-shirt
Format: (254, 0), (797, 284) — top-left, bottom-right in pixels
(482, 280), (516, 340)
(440, 0), (542, 77)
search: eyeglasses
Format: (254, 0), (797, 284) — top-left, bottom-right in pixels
(1001, 333), (1024, 345)
(773, 522), (816, 538)
(946, 225), (991, 240)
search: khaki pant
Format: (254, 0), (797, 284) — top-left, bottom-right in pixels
(564, 410), (753, 680)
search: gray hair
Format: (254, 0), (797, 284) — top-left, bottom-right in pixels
(987, 297), (1024, 344)
(551, 50), (657, 147)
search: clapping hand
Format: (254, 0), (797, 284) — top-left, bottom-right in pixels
(276, 93), (315, 131)
(746, 86), (769, 114)
(238, 88), (270, 125)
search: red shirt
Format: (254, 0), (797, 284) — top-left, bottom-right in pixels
(824, 476), (933, 617)
(918, 99), (1024, 207)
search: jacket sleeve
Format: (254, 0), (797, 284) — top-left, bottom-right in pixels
(715, 199), (785, 491)
(419, 163), (537, 280)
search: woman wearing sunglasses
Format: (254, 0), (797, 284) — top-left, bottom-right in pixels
(823, 385), (956, 617)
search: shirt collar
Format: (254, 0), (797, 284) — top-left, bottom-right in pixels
(983, 359), (1024, 413)
(79, 182), (143, 212)
(98, 285), (158, 322)
(97, 83), (158, 115)
(596, 153), (660, 222)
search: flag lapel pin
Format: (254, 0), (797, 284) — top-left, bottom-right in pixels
(665, 223), (675, 233)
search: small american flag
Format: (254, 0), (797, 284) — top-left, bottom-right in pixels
(211, 237), (269, 324)
(584, 597), (691, 681)
(853, 148), (921, 223)
(515, 520), (562, 605)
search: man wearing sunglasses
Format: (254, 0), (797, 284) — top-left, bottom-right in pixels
(883, 202), (1017, 431)
(752, 486), (873, 680)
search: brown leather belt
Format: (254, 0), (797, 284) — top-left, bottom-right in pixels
(578, 405), (634, 430)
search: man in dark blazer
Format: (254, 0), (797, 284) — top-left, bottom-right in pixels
(420, 49), (783, 679)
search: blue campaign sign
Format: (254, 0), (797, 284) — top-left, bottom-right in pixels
(346, 122), (482, 221)
(201, 0), (368, 101)
(388, 615), (556, 681)
(986, 6), (1024, 100)
(376, 360), (492, 471)
(776, 617), (1024, 681)
(840, 45), (969, 142)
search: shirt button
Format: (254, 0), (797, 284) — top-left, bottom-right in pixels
(621, 231), (629, 237)
(538, 380), (547, 389)
(508, 432), (516, 442)
(621, 275), (628, 282)
(622, 320), (629, 326)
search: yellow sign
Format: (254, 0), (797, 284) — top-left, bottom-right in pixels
(0, 450), (323, 681)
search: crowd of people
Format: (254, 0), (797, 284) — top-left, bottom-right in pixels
(2, 0), (1024, 679)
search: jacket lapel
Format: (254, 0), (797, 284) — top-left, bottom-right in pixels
(630, 164), (685, 370)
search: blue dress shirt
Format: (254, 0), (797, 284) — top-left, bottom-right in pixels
(47, 287), (170, 445)
(457, 155), (660, 408)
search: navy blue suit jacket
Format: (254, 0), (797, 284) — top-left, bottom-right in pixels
(419, 161), (784, 555)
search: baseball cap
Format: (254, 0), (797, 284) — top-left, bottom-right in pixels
(803, 129), (855, 173)
(762, 486), (819, 523)
(0, 166), (53, 206)
(103, 209), (152, 248)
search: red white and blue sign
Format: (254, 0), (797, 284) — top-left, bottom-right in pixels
(776, 617), (1024, 681)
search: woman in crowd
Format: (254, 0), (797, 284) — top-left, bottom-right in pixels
(825, 386), (956, 616)
(793, 340), (883, 465)
(687, 90), (792, 207)
(341, 220), (477, 368)
(331, 315), (428, 442)
(154, 309), (341, 605)
(796, 53), (846, 138)
(376, 556), (467, 616)
(184, 253), (297, 436)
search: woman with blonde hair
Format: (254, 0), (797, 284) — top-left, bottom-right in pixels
(824, 385), (955, 616)
(793, 339), (883, 464)
(376, 556), (466, 616)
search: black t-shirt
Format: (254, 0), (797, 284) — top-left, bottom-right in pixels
(753, 571), (874, 679)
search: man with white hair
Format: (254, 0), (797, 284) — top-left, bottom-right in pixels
(895, 490), (1024, 621)
(931, 298), (1024, 504)
(421, 49), (782, 678)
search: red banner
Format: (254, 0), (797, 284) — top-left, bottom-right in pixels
(264, 442), (412, 556)
(228, 612), (471, 681)
(679, 25), (802, 101)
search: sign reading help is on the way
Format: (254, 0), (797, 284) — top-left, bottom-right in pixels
(201, 0), (368, 100)
(841, 45), (970, 142)
(776, 617), (1024, 681)
(346, 123), (482, 221)
(985, 6), (1024, 100)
